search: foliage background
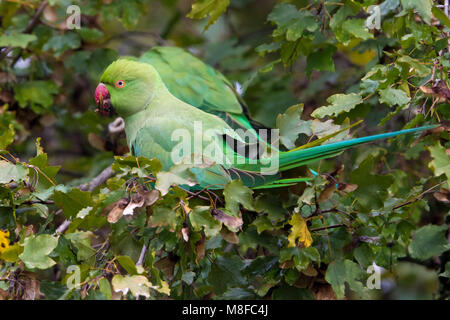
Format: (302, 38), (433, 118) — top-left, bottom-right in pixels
(0, 0), (449, 300)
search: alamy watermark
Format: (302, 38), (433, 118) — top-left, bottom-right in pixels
(366, 5), (381, 30)
(366, 263), (382, 290)
(66, 5), (81, 30)
(66, 265), (81, 289)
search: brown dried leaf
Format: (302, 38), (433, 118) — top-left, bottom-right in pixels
(318, 184), (336, 202)
(419, 85), (435, 95)
(123, 194), (145, 216)
(88, 133), (106, 151)
(279, 260), (295, 269)
(154, 257), (175, 280)
(212, 209), (243, 231)
(337, 182), (358, 192)
(195, 235), (206, 262)
(315, 284), (338, 300)
(433, 190), (450, 203)
(220, 227), (239, 244)
(301, 264), (318, 277)
(22, 279), (41, 300)
(142, 189), (160, 207)
(0, 288), (9, 300)
(107, 198), (129, 223)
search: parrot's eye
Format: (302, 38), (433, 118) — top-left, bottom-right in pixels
(115, 80), (125, 88)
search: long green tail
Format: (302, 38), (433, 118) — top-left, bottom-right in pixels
(278, 125), (437, 171)
(249, 124), (437, 189)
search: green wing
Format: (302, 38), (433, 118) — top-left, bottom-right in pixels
(138, 46), (255, 131)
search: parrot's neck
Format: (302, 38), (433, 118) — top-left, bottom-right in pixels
(123, 110), (147, 149)
(123, 84), (176, 150)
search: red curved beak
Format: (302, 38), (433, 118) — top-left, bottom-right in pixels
(95, 83), (113, 117)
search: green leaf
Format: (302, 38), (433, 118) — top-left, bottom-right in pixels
(286, 13), (318, 41)
(311, 93), (363, 118)
(350, 155), (394, 210)
(19, 234), (59, 269)
(53, 188), (94, 219)
(440, 262), (450, 278)
(0, 161), (27, 184)
(149, 205), (177, 229)
(181, 271), (196, 285)
(306, 45), (337, 76)
(98, 278), (112, 300)
(186, 0), (230, 30)
(427, 142), (450, 188)
(268, 3), (299, 36)
(432, 6), (450, 28)
(325, 259), (365, 299)
(13, 80), (59, 113)
(280, 40), (302, 66)
(65, 231), (96, 263)
(256, 42), (282, 56)
(42, 32), (81, 56)
(409, 224), (450, 260)
(100, 0), (146, 29)
(268, 3), (318, 41)
(276, 104), (311, 149)
(28, 152), (60, 194)
(330, 6), (355, 43)
(76, 27), (104, 43)
(342, 19), (373, 40)
(0, 33), (37, 48)
(223, 180), (254, 216)
(397, 56), (431, 77)
(208, 255), (245, 294)
(251, 215), (273, 234)
(378, 88), (411, 107)
(401, 0), (432, 24)
(155, 170), (196, 196)
(64, 51), (90, 74)
(113, 155), (162, 177)
(116, 255), (138, 275)
(189, 206), (221, 237)
(279, 246), (320, 271)
(0, 124), (15, 150)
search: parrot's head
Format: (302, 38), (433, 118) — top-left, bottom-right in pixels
(95, 59), (160, 117)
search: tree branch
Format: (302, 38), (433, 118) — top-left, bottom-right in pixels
(310, 224), (343, 232)
(393, 181), (445, 210)
(79, 165), (114, 192)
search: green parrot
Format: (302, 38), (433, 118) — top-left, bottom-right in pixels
(95, 58), (436, 190)
(136, 46), (264, 133)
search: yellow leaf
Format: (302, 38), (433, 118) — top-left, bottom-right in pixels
(186, 0), (230, 30)
(156, 280), (171, 295)
(0, 230), (10, 254)
(288, 213), (312, 248)
(337, 39), (376, 67)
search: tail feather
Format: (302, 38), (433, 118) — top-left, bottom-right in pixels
(278, 125), (437, 171)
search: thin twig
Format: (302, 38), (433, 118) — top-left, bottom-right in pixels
(310, 224), (344, 232)
(55, 218), (71, 234)
(79, 165), (115, 192)
(136, 242), (148, 267)
(393, 181), (445, 210)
